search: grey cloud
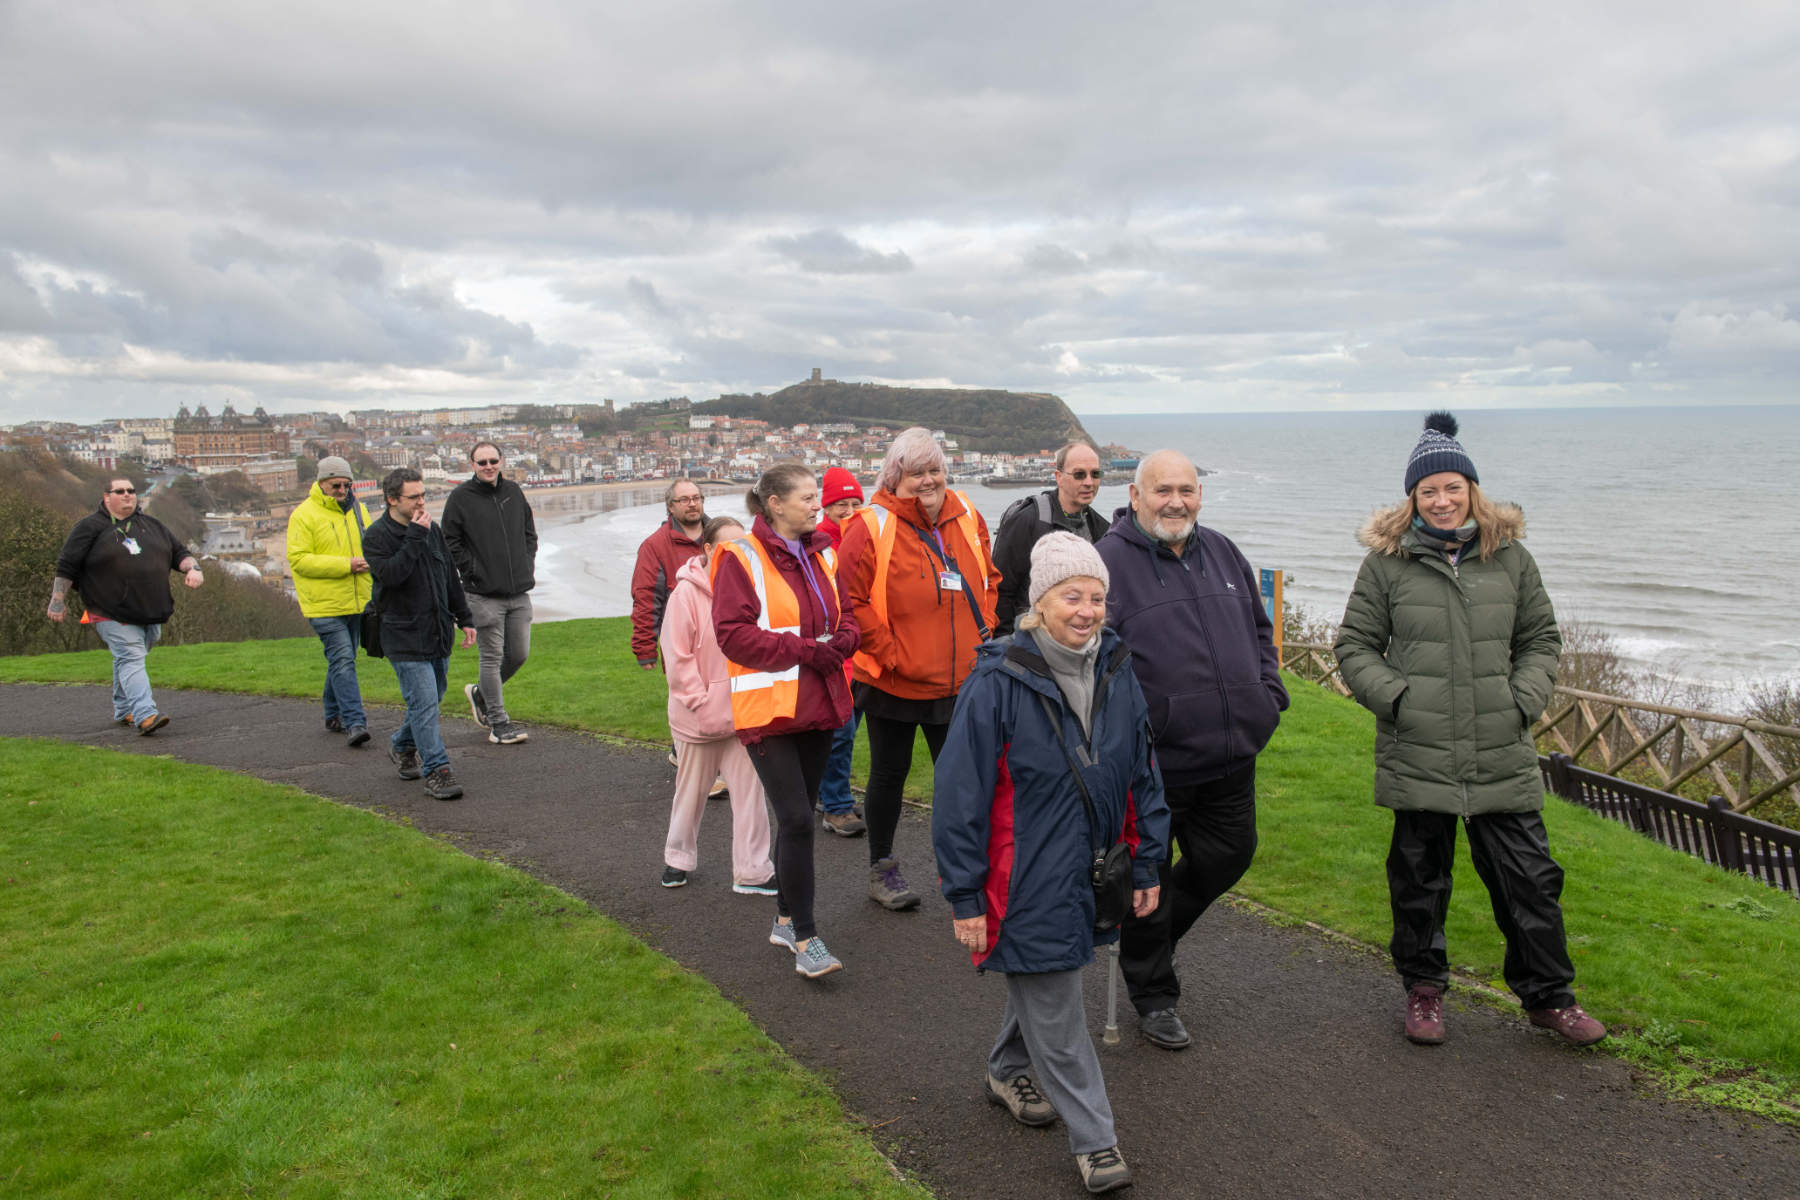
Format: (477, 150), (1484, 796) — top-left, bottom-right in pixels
(766, 230), (912, 274)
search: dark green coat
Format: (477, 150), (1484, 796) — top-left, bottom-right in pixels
(1333, 502), (1560, 815)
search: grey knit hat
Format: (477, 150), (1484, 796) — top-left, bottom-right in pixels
(1028, 531), (1110, 608)
(315, 455), (354, 482)
(1403, 412), (1478, 494)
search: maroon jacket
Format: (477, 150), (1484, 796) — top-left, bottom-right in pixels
(631, 518), (704, 664)
(710, 515), (860, 744)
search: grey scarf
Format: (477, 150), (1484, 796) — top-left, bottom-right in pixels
(1035, 628), (1102, 738)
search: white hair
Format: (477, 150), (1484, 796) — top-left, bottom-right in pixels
(877, 426), (946, 493)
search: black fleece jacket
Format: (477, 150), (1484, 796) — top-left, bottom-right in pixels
(54, 504), (192, 625)
(363, 512), (474, 661)
(440, 474), (537, 597)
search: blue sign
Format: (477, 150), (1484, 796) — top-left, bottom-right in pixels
(1259, 568), (1277, 622)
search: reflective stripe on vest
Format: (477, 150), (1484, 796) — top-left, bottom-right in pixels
(850, 491), (991, 680)
(711, 534), (839, 731)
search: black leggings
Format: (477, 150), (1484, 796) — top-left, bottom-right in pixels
(747, 729), (833, 941)
(862, 714), (949, 864)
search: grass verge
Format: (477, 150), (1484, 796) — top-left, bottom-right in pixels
(0, 741), (926, 1199)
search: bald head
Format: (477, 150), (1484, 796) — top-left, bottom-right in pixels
(1130, 450), (1201, 549)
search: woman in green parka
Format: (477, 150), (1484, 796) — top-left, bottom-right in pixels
(1334, 413), (1605, 1049)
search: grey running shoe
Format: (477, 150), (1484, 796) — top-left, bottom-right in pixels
(868, 857), (920, 910)
(422, 766), (463, 800)
(1139, 1008), (1191, 1050)
(1405, 984), (1446, 1045)
(795, 937), (843, 978)
(389, 746), (422, 780)
(768, 918), (798, 954)
(660, 866), (688, 888)
(464, 683), (488, 728)
(986, 1073), (1057, 1127)
(488, 722), (529, 745)
(1076, 1146), (1132, 1194)
(823, 810), (867, 837)
(732, 878), (778, 896)
(345, 725), (370, 748)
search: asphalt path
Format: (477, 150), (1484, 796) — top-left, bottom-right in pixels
(6, 682), (1796, 1199)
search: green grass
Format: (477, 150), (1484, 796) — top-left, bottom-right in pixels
(7, 619), (1798, 1120)
(0, 741), (925, 1200)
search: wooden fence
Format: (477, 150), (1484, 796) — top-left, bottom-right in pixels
(1281, 641), (1800, 818)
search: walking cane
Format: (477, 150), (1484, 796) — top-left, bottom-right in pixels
(1102, 942), (1121, 1045)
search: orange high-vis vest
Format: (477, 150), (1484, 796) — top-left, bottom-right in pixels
(849, 491), (992, 681)
(710, 534), (840, 731)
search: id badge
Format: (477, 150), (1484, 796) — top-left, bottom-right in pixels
(938, 569), (963, 591)
(122, 536), (142, 556)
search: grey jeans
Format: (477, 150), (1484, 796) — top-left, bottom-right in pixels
(466, 592), (532, 724)
(988, 966), (1117, 1155)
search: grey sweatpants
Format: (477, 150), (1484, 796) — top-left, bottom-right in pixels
(467, 592), (532, 724)
(988, 966), (1117, 1155)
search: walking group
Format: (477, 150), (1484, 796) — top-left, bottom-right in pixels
(47, 413), (1608, 1194)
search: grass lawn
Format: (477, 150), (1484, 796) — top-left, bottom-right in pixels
(6, 618), (1798, 1120)
(0, 741), (926, 1200)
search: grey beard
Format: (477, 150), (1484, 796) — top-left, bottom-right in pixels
(1150, 517), (1195, 546)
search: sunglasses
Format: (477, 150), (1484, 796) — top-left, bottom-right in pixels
(322, 479), (351, 488)
(474, 458), (500, 467)
(109, 487), (137, 495)
(1061, 470), (1102, 481)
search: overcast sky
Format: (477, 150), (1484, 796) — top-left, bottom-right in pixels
(3, 0), (1798, 424)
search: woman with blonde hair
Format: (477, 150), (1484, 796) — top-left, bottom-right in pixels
(839, 426), (1001, 912)
(1334, 412), (1605, 1049)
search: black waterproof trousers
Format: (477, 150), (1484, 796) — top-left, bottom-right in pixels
(1119, 762), (1257, 1015)
(1387, 809), (1577, 1010)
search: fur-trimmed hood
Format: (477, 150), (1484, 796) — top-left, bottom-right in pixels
(1356, 500), (1526, 556)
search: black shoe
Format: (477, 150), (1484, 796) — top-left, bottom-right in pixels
(345, 725), (370, 748)
(660, 866), (688, 888)
(422, 766), (463, 800)
(1139, 1008), (1191, 1050)
(389, 746), (421, 780)
(464, 683), (489, 728)
(325, 716), (345, 734)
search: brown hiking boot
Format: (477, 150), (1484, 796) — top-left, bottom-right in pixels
(868, 857), (920, 910)
(1404, 984), (1445, 1045)
(1528, 1004), (1607, 1046)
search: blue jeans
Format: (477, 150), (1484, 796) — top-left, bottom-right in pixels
(389, 657), (450, 776)
(308, 615), (366, 730)
(94, 620), (161, 722)
(817, 709), (861, 814)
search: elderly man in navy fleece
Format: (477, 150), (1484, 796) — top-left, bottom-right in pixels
(1095, 449), (1288, 1054)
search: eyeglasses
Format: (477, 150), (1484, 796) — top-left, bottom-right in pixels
(1060, 470), (1101, 481)
(673, 495), (705, 504)
(473, 458), (500, 467)
(108, 487), (137, 495)
(322, 480), (350, 489)
(400, 491), (426, 502)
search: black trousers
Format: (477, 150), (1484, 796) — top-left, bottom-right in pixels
(862, 714), (949, 865)
(1119, 762), (1258, 1015)
(747, 729), (833, 941)
(1387, 809), (1577, 1010)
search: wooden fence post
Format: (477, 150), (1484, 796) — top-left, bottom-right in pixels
(1707, 796), (1740, 873)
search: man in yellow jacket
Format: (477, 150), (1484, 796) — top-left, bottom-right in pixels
(286, 457), (375, 747)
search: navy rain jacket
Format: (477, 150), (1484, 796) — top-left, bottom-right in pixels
(932, 628), (1170, 976)
(1096, 508), (1288, 787)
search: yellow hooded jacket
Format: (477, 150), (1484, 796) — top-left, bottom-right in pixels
(286, 480), (375, 618)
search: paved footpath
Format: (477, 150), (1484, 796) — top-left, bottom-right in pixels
(5, 683), (1796, 1199)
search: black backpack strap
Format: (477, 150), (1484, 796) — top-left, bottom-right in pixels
(1033, 690), (1104, 856)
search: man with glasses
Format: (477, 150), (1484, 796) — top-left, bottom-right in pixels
(442, 442), (537, 746)
(632, 479), (709, 766)
(286, 456), (374, 747)
(991, 441), (1110, 635)
(363, 468), (478, 801)
(48, 476), (203, 734)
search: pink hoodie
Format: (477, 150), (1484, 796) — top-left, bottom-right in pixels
(659, 553), (735, 742)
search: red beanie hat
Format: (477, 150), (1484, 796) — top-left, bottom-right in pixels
(822, 466), (864, 507)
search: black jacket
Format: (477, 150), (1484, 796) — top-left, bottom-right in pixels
(362, 512), (474, 661)
(54, 504), (192, 626)
(991, 489), (1109, 635)
(441, 474), (537, 597)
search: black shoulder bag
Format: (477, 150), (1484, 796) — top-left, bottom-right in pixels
(350, 502), (384, 659)
(1033, 691), (1135, 934)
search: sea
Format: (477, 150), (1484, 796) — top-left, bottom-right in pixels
(527, 405), (1800, 704)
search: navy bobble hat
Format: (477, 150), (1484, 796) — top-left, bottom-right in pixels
(1403, 412), (1478, 494)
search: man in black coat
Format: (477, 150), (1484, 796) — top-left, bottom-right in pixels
(363, 468), (476, 801)
(441, 441), (537, 746)
(991, 442), (1109, 635)
(47, 475), (204, 734)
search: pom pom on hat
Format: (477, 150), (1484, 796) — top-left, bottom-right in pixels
(1028, 531), (1109, 609)
(1403, 411), (1477, 494)
(821, 466), (864, 507)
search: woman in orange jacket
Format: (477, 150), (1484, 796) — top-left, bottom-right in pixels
(838, 427), (1001, 911)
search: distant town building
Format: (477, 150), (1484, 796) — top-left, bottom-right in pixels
(172, 403), (290, 472)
